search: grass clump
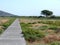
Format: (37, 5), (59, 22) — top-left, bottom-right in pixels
(38, 20), (60, 26)
(22, 29), (45, 42)
(50, 41), (60, 45)
(0, 30), (4, 34)
(2, 18), (15, 29)
(0, 17), (16, 34)
(39, 25), (48, 30)
(28, 22), (37, 24)
(48, 26), (58, 30)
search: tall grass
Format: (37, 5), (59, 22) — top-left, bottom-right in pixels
(0, 17), (16, 34)
(21, 23), (45, 42)
(38, 20), (60, 26)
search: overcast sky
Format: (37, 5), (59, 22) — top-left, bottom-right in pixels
(0, 0), (60, 16)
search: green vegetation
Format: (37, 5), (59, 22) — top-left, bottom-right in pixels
(0, 30), (4, 34)
(2, 18), (15, 28)
(50, 41), (60, 45)
(39, 25), (48, 30)
(21, 23), (45, 42)
(27, 41), (60, 45)
(0, 17), (16, 34)
(49, 26), (58, 30)
(41, 10), (53, 17)
(37, 20), (60, 26)
(20, 17), (60, 45)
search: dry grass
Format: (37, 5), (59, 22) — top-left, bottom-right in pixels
(0, 17), (16, 34)
(43, 34), (60, 43)
(1, 19), (8, 23)
(0, 18), (9, 30)
(20, 18), (40, 23)
(0, 26), (3, 29)
(0, 19), (9, 24)
(20, 18), (60, 45)
(0, 18), (9, 34)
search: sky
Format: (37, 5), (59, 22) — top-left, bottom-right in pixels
(0, 0), (60, 16)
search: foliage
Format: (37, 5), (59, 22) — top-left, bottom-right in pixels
(39, 25), (48, 30)
(0, 30), (4, 34)
(28, 22), (37, 24)
(2, 18), (15, 29)
(50, 42), (60, 45)
(23, 29), (45, 42)
(41, 10), (53, 17)
(0, 17), (16, 34)
(37, 20), (60, 26)
(20, 17), (60, 45)
(21, 23), (45, 42)
(48, 26), (58, 30)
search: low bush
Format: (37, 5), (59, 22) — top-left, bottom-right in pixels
(49, 26), (57, 30)
(39, 25), (48, 30)
(22, 29), (45, 42)
(31, 22), (37, 24)
(55, 28), (60, 33)
(21, 23), (32, 27)
(50, 42), (60, 45)
(0, 30), (4, 34)
(2, 18), (15, 29)
(0, 18), (16, 34)
(2, 23), (10, 28)
(37, 20), (60, 26)
(28, 22), (32, 24)
(21, 23), (45, 42)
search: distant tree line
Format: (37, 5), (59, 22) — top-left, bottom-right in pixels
(19, 9), (60, 19)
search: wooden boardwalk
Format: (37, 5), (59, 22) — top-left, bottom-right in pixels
(0, 19), (26, 45)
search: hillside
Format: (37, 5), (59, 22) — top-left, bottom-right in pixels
(0, 11), (17, 16)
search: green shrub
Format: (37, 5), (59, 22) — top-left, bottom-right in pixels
(21, 22), (45, 42)
(2, 18), (15, 29)
(0, 30), (4, 34)
(21, 23), (32, 28)
(50, 42), (60, 45)
(38, 21), (41, 23)
(38, 20), (60, 26)
(39, 25), (48, 30)
(27, 22), (36, 24)
(3, 23), (10, 28)
(22, 29), (45, 42)
(55, 28), (60, 33)
(31, 22), (37, 24)
(49, 26), (57, 30)
(0, 17), (16, 34)
(28, 22), (32, 24)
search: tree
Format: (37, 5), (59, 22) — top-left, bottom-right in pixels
(41, 10), (53, 17)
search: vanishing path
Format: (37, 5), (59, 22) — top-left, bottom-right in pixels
(0, 19), (26, 45)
